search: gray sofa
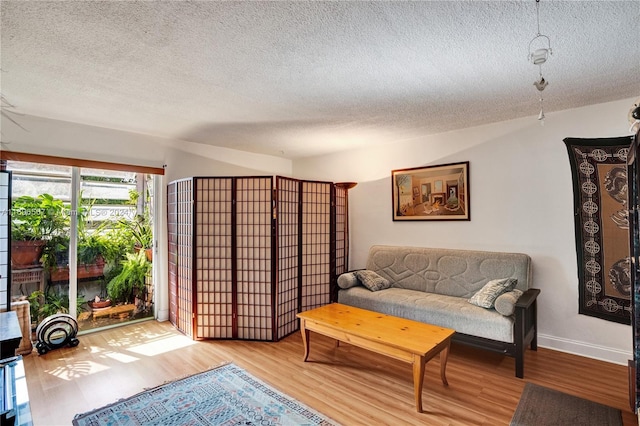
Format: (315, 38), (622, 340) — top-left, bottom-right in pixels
(337, 245), (540, 378)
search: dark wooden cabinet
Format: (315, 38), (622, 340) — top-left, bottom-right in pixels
(0, 312), (21, 359)
(0, 356), (33, 426)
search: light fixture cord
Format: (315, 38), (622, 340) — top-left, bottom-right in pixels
(535, 0), (545, 124)
(536, 0), (541, 36)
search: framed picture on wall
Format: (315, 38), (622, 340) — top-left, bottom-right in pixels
(391, 161), (469, 221)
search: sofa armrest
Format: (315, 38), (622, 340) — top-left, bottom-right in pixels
(515, 288), (540, 309)
(514, 287), (540, 378)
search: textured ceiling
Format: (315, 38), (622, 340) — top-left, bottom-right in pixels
(1, 1), (639, 159)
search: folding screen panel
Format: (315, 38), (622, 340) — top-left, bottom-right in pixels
(300, 181), (334, 312)
(235, 177), (273, 340)
(334, 185), (348, 277)
(167, 178), (194, 337)
(0, 171), (10, 311)
(167, 181), (178, 329)
(168, 175), (346, 341)
(193, 177), (234, 339)
(275, 177), (301, 339)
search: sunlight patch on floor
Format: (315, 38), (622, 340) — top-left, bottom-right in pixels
(127, 334), (196, 356)
(46, 361), (110, 381)
(103, 352), (139, 363)
(87, 346), (106, 354)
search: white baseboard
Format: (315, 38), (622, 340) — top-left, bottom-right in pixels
(538, 333), (632, 366)
(156, 309), (169, 322)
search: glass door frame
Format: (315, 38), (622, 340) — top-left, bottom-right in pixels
(5, 161), (160, 332)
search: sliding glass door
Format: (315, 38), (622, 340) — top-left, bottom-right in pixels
(7, 160), (157, 332)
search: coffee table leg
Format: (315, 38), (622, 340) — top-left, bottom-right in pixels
(412, 354), (426, 413)
(440, 340), (451, 386)
(300, 320), (310, 362)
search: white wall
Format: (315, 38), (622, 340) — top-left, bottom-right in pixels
(1, 114), (292, 322)
(294, 97), (638, 365)
(0, 114), (292, 179)
(3, 101), (636, 364)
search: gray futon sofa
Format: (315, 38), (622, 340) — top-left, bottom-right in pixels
(337, 245), (540, 378)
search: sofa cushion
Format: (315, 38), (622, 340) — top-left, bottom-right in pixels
(338, 287), (515, 343)
(355, 270), (392, 292)
(468, 278), (517, 308)
(365, 245), (531, 297)
(494, 289), (523, 316)
(337, 272), (361, 289)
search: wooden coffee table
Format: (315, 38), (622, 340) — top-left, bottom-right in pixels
(296, 303), (455, 412)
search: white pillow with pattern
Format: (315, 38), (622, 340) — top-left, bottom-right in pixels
(468, 278), (517, 309)
(354, 270), (392, 292)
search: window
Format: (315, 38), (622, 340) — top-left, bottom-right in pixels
(7, 160), (157, 332)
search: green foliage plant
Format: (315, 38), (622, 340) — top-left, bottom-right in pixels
(107, 249), (151, 303)
(118, 213), (153, 249)
(40, 235), (70, 269)
(121, 188), (153, 249)
(27, 290), (86, 324)
(11, 194), (67, 241)
(78, 233), (108, 265)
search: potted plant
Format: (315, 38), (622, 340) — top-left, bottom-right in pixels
(119, 214), (153, 261)
(107, 249), (152, 304)
(40, 235), (69, 269)
(88, 295), (111, 309)
(117, 189), (154, 261)
(42, 197), (114, 281)
(11, 194), (67, 268)
(28, 289), (86, 325)
(79, 233), (108, 267)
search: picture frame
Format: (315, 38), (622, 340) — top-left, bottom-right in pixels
(391, 161), (469, 221)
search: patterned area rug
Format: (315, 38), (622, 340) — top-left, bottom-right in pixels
(510, 382), (622, 426)
(73, 363), (340, 426)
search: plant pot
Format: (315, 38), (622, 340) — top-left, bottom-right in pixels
(49, 262), (106, 282)
(11, 240), (46, 269)
(135, 246), (153, 262)
(88, 299), (112, 309)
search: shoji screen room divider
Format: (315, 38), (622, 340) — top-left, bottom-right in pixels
(167, 176), (350, 341)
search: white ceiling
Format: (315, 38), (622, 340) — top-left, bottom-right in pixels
(1, 1), (638, 159)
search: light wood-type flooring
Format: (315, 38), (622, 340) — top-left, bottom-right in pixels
(22, 319), (638, 425)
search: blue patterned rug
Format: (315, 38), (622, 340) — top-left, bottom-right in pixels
(73, 363), (340, 426)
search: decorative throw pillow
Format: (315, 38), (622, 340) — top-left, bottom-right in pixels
(494, 289), (524, 316)
(354, 270), (391, 292)
(468, 278), (517, 309)
(337, 272), (361, 289)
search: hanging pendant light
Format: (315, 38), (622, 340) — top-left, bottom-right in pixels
(528, 0), (552, 123)
(538, 97), (545, 124)
(535, 73), (547, 124)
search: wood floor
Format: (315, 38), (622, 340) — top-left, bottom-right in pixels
(22, 319), (637, 425)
